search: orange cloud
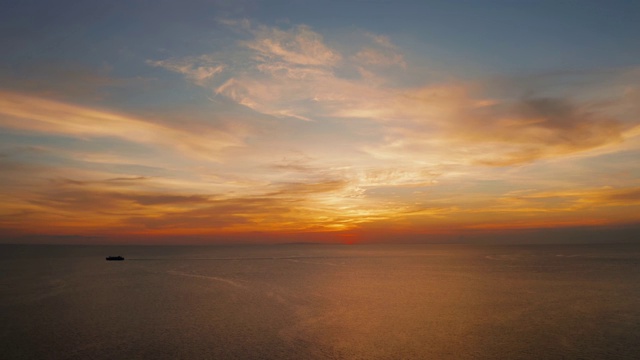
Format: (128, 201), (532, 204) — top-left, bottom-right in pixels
(3, 21), (640, 243)
(147, 55), (225, 86)
(0, 91), (246, 161)
(152, 22), (639, 167)
(243, 24), (342, 67)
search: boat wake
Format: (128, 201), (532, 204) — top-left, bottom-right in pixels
(166, 270), (247, 289)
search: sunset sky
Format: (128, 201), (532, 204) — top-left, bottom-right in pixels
(1, 0), (639, 244)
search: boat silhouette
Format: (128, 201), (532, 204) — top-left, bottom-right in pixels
(106, 256), (125, 261)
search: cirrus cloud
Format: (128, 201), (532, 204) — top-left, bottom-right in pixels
(150, 21), (639, 167)
(0, 90), (246, 161)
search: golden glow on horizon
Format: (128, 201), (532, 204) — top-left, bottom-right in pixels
(1, 19), (640, 243)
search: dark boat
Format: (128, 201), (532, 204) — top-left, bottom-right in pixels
(106, 256), (125, 261)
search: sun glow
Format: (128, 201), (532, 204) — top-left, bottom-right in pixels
(1, 7), (640, 244)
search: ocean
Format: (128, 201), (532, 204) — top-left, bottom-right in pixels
(2, 243), (640, 359)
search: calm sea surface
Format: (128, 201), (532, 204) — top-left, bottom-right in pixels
(2, 243), (640, 359)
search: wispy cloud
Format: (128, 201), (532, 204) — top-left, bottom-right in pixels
(381, 91), (630, 166)
(151, 21), (639, 167)
(244, 24), (342, 67)
(0, 91), (246, 161)
(498, 186), (640, 210)
(147, 55), (225, 86)
(3, 16), (640, 242)
(1, 172), (386, 235)
(353, 32), (406, 68)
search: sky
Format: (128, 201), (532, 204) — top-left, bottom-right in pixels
(1, 0), (640, 244)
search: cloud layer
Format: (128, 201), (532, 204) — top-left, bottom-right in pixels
(0, 91), (246, 161)
(1, 19), (639, 242)
(153, 21), (639, 167)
